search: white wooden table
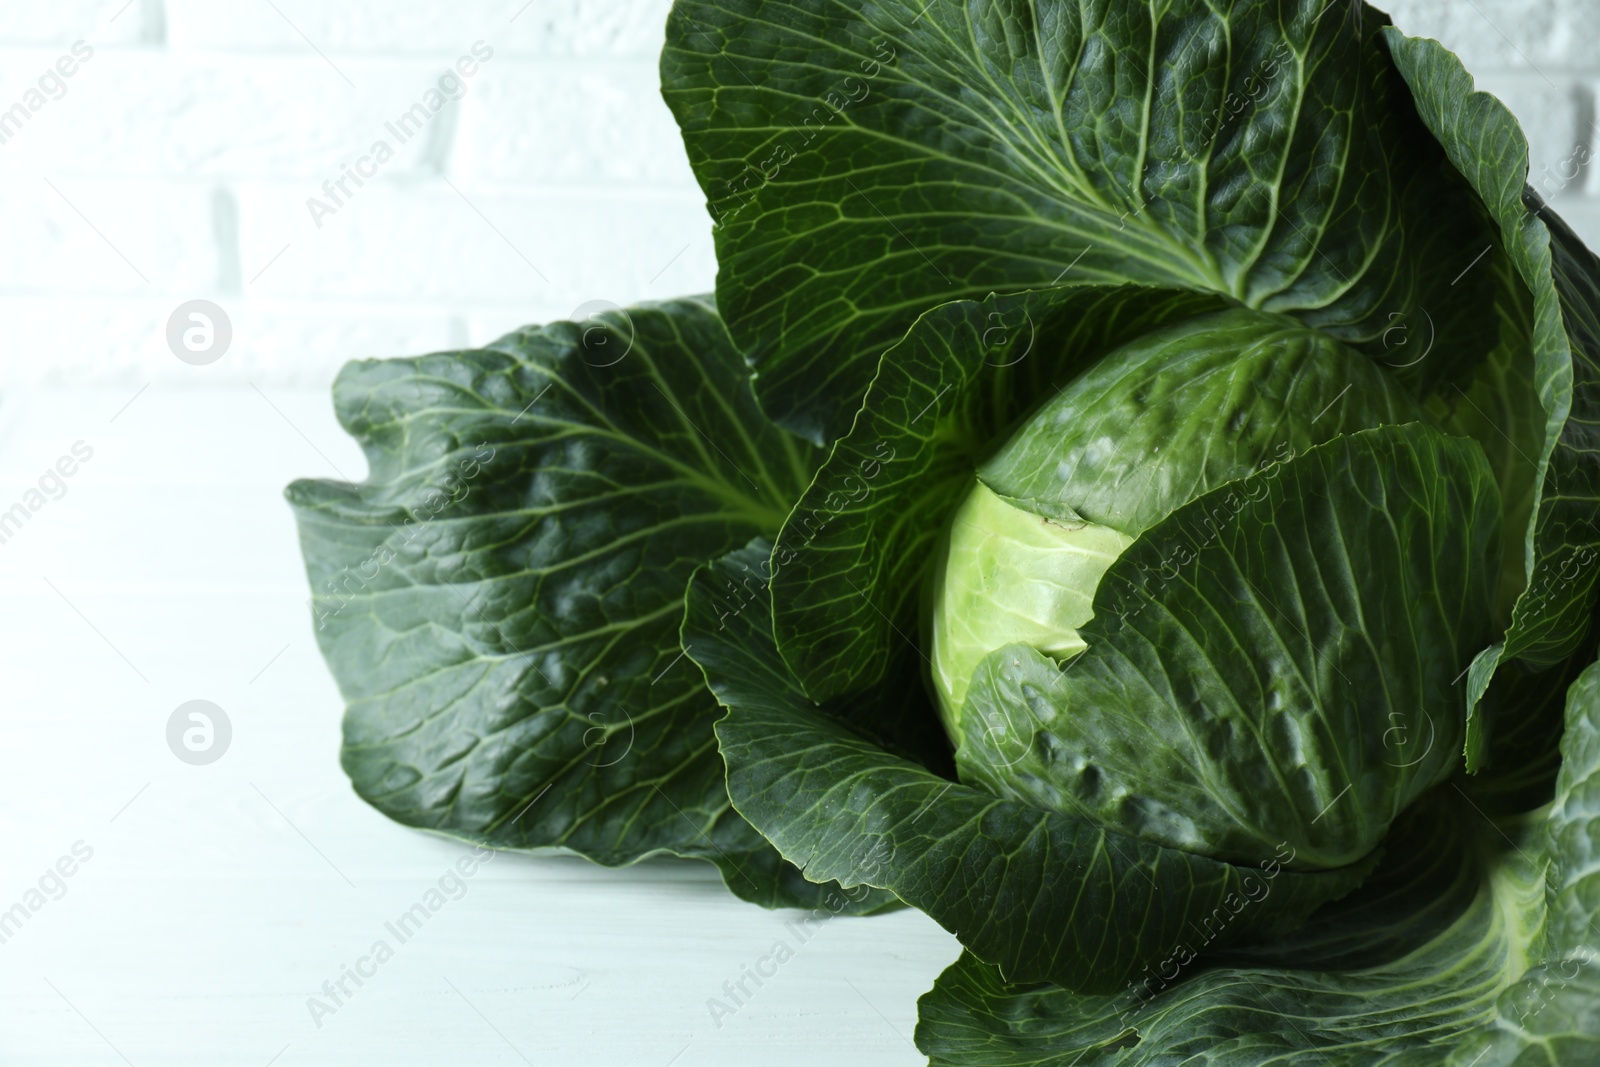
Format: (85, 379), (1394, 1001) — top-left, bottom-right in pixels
(0, 386), (958, 1066)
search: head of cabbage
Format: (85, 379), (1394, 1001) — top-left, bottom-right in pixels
(927, 308), (1500, 870)
(289, 0), (1600, 1063)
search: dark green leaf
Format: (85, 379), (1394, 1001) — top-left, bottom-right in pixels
(915, 791), (1544, 1066)
(286, 297), (888, 912)
(1425, 246), (1543, 631)
(914, 651), (1600, 1065)
(960, 425), (1502, 868)
(1461, 610), (1598, 816)
(686, 541), (1374, 993)
(1388, 30), (1600, 677)
(663, 0), (1495, 441)
(1465, 654), (1600, 1065)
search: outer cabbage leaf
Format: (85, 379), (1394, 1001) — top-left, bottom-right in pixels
(1474, 657), (1600, 1063)
(914, 649), (1600, 1065)
(959, 425), (1501, 869)
(1425, 245), (1542, 634)
(1387, 30), (1600, 679)
(1463, 630), (1599, 817)
(663, 0), (1495, 441)
(685, 541), (1375, 994)
(286, 297), (891, 912)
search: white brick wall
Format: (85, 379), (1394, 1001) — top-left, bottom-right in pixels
(0, 1), (1593, 387)
(0, 0), (709, 387)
